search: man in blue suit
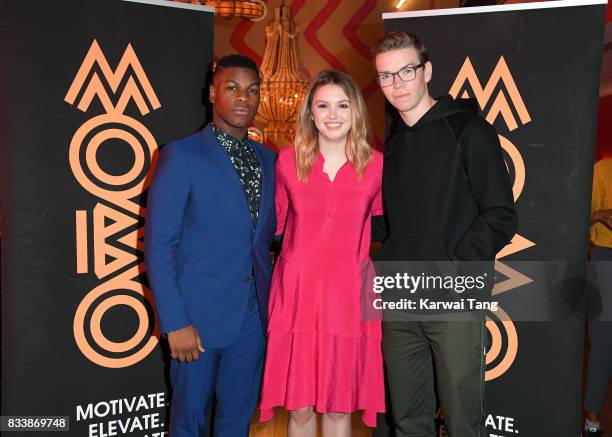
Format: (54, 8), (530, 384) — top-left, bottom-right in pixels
(145, 54), (277, 437)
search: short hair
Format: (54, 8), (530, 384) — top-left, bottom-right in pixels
(213, 54), (260, 80)
(370, 32), (430, 64)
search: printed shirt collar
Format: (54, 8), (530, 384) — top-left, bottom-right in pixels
(211, 122), (249, 145)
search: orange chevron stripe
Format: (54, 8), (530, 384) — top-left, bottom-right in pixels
(230, 21), (260, 64)
(342, 1), (382, 149)
(304, 0), (347, 72)
(291, 0), (306, 17)
(229, 0), (272, 65)
(290, 0), (310, 78)
(342, 0), (376, 59)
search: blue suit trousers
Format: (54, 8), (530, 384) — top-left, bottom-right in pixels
(169, 292), (265, 437)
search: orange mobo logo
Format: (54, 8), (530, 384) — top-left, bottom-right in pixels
(450, 56), (535, 381)
(66, 40), (160, 368)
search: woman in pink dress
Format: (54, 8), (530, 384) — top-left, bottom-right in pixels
(259, 70), (385, 437)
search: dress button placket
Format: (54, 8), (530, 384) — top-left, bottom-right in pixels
(328, 184), (337, 218)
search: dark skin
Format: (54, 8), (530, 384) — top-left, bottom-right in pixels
(167, 66), (261, 362)
(210, 66), (261, 140)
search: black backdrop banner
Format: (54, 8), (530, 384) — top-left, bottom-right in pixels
(377, 1), (606, 437)
(1, 0), (213, 435)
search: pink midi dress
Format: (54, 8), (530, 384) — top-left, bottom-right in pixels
(259, 147), (385, 427)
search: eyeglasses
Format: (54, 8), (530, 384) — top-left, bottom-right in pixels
(376, 63), (425, 87)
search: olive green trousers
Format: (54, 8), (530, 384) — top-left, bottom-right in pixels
(382, 313), (486, 437)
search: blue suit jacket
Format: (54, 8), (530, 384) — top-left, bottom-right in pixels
(144, 124), (276, 348)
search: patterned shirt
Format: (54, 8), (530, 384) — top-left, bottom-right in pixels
(212, 123), (262, 228)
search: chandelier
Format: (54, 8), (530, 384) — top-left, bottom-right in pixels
(177, 1), (267, 21)
(255, 0), (308, 142)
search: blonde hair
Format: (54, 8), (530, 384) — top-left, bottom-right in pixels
(294, 70), (373, 181)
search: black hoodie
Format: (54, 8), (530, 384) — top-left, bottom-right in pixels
(377, 94), (518, 264)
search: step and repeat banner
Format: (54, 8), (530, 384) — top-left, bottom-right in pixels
(1, 0), (213, 435)
(377, 1), (606, 436)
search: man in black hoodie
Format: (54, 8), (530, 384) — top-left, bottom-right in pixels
(371, 32), (517, 437)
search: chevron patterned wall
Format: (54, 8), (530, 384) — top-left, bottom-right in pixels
(211, 1), (568, 150)
(212, 0), (458, 150)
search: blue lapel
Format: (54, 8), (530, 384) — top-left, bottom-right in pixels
(201, 125), (253, 234)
